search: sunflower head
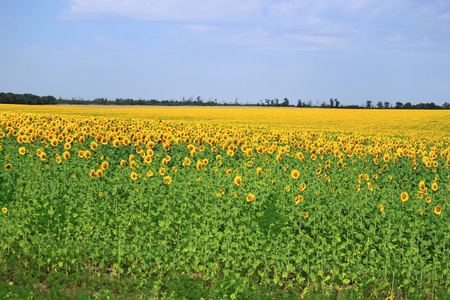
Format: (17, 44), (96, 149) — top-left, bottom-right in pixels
(234, 176), (242, 186)
(434, 206), (442, 215)
(291, 169), (300, 179)
(246, 193), (255, 202)
(401, 192), (409, 202)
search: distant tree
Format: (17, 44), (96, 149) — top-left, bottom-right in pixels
(384, 101), (390, 109)
(297, 99), (302, 107)
(443, 102), (450, 109)
(366, 100), (372, 108)
(275, 98), (279, 106)
(377, 101), (383, 109)
(395, 102), (403, 109)
(282, 98), (289, 107)
(329, 98), (334, 108)
(404, 102), (412, 109)
(335, 99), (340, 108)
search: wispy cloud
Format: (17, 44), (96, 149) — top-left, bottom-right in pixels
(62, 0), (267, 22)
(385, 32), (409, 43)
(61, 0), (449, 52)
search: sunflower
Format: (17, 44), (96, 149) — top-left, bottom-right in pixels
(256, 167), (263, 176)
(78, 150), (85, 158)
(130, 172), (138, 180)
(379, 204), (384, 212)
(89, 169), (96, 178)
(418, 208), (424, 215)
(164, 175), (172, 185)
(159, 168), (166, 176)
(113, 139), (121, 148)
(143, 155), (152, 164)
(120, 160), (126, 167)
(96, 169), (103, 177)
(401, 192), (409, 202)
(90, 141), (98, 151)
(419, 180), (426, 190)
(18, 147), (26, 155)
(101, 161), (109, 170)
(84, 150), (91, 159)
(64, 142), (71, 150)
(2, 207), (7, 214)
(434, 206), (442, 215)
(51, 138), (58, 147)
(146, 170), (154, 177)
(298, 183), (306, 191)
(302, 212), (308, 219)
(246, 193), (255, 202)
(367, 182), (373, 191)
(196, 160), (203, 170)
(161, 158), (168, 166)
(234, 176), (242, 186)
(291, 169), (300, 179)
(426, 197), (432, 203)
(40, 153), (47, 161)
(431, 182), (438, 191)
(63, 151), (70, 160)
(295, 195), (303, 204)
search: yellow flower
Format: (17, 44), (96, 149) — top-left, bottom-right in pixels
(2, 207), (7, 214)
(302, 212), (308, 219)
(164, 175), (172, 184)
(431, 182), (438, 191)
(5, 164), (12, 171)
(434, 206), (442, 215)
(246, 193), (255, 202)
(401, 192), (409, 202)
(159, 168), (166, 176)
(291, 169), (300, 179)
(379, 204), (384, 212)
(130, 172), (138, 180)
(234, 176), (242, 186)
(295, 195), (303, 204)
(18, 147), (26, 155)
(101, 161), (109, 170)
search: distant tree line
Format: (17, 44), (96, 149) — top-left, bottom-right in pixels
(0, 92), (57, 105)
(1, 92), (449, 109)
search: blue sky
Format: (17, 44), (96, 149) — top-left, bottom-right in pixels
(1, 0), (449, 106)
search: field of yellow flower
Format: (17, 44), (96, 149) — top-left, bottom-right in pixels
(1, 104), (450, 298)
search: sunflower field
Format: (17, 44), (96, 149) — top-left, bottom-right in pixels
(1, 104), (450, 299)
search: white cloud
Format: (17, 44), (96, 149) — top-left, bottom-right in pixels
(438, 12), (450, 21)
(62, 0), (268, 22)
(385, 32), (409, 43)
